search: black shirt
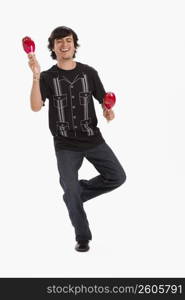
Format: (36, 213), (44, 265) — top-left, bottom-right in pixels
(39, 62), (106, 152)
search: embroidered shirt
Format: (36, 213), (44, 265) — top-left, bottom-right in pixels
(39, 62), (106, 151)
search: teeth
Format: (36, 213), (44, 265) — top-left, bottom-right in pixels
(60, 49), (69, 52)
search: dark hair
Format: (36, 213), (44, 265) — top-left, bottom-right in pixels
(47, 26), (80, 60)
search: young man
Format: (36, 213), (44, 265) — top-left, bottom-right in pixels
(28, 26), (126, 252)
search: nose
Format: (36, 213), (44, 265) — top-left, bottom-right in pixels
(61, 41), (67, 48)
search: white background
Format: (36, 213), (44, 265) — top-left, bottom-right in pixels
(0, 0), (185, 277)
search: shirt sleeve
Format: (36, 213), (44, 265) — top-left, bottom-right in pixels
(92, 70), (106, 104)
(39, 72), (49, 106)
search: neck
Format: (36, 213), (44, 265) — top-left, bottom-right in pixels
(57, 59), (76, 70)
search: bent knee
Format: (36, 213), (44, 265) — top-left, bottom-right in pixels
(117, 170), (126, 186)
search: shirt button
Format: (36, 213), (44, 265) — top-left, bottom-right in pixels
(72, 96), (75, 99)
(73, 116), (76, 119)
(74, 125), (77, 128)
(71, 85), (73, 88)
(72, 105), (76, 109)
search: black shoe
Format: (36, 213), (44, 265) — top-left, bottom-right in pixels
(75, 240), (90, 252)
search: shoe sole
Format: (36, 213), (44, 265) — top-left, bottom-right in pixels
(75, 246), (90, 252)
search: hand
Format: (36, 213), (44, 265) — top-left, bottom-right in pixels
(103, 108), (115, 122)
(27, 53), (41, 75)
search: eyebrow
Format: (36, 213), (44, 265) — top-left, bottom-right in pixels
(56, 37), (72, 41)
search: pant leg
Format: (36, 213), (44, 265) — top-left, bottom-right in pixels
(79, 142), (126, 202)
(54, 149), (92, 241)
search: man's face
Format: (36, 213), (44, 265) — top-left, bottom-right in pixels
(52, 34), (76, 60)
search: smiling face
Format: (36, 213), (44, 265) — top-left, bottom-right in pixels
(52, 35), (76, 60)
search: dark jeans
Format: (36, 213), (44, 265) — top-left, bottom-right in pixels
(54, 141), (126, 241)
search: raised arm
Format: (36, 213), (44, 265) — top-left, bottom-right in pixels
(28, 53), (43, 111)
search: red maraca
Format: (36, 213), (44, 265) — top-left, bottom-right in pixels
(103, 92), (116, 110)
(22, 36), (35, 54)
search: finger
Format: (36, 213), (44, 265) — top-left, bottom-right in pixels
(28, 54), (36, 61)
(28, 52), (35, 57)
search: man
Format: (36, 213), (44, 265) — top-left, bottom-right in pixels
(28, 26), (126, 252)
